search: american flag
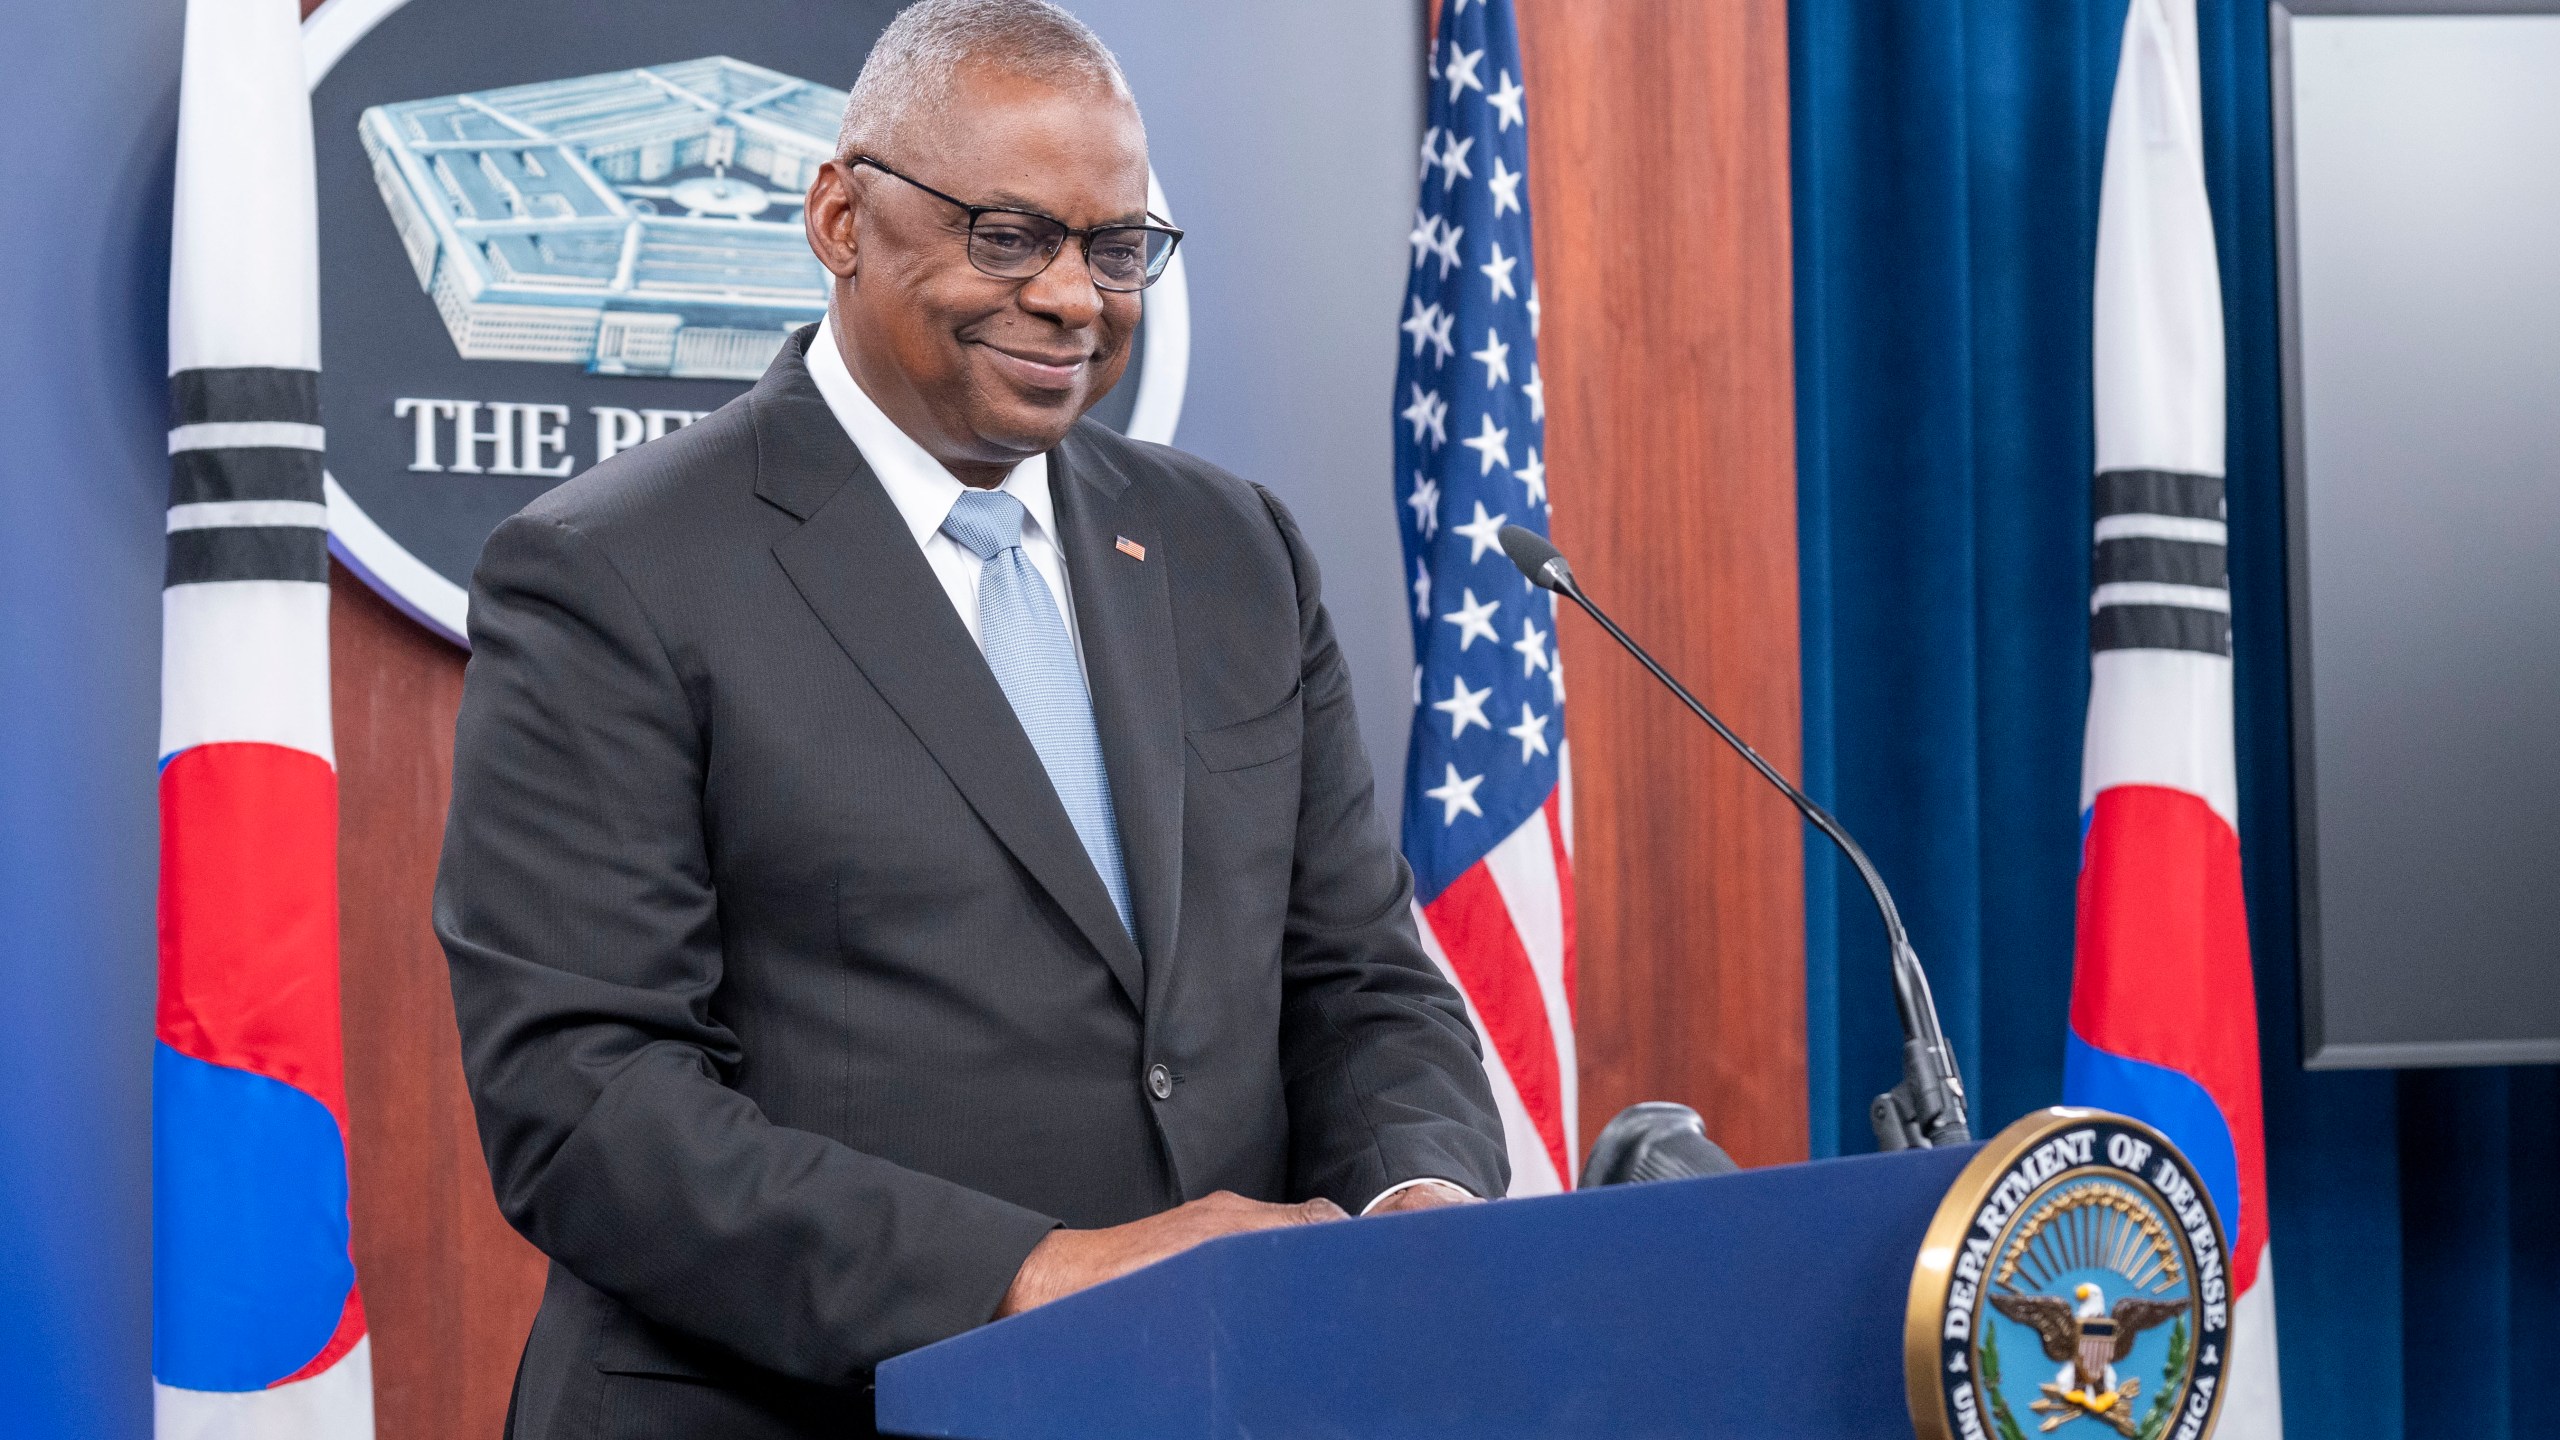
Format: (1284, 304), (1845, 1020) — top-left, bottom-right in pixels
(1394, 0), (1576, 1196)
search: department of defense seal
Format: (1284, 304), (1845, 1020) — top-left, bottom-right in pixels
(1907, 1108), (2230, 1440)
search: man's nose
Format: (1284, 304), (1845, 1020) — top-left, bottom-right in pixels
(1017, 241), (1106, 327)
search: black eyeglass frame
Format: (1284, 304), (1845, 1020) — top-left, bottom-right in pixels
(844, 154), (1185, 293)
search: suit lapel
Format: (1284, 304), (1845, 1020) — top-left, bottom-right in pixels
(753, 342), (1145, 1010)
(1051, 430), (1184, 1015)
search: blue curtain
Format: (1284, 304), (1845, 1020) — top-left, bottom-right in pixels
(1789, 2), (2559, 1435)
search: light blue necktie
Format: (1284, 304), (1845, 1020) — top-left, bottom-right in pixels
(939, 488), (1134, 936)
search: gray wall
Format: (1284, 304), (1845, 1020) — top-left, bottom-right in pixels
(1069, 1), (1426, 804)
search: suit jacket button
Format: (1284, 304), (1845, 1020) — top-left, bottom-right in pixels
(1147, 1063), (1173, 1101)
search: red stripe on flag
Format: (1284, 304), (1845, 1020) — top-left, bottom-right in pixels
(157, 741), (347, 1128)
(1542, 795), (1576, 1020)
(1423, 861), (1571, 1187)
(2072, 783), (2268, 1291)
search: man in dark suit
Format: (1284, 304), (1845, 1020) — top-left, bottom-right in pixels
(433, 2), (1508, 1435)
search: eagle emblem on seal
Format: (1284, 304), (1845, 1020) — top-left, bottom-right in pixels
(1991, 1282), (2185, 1434)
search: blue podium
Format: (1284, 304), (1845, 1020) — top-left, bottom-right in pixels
(875, 1145), (1977, 1439)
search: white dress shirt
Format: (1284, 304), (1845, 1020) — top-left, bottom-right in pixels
(806, 317), (1088, 681)
(809, 320), (1466, 1216)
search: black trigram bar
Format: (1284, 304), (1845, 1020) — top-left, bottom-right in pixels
(169, 367), (320, 427)
(2090, 604), (2231, 656)
(2094, 536), (2227, 589)
(169, 446), (323, 507)
(165, 525), (330, 587)
(2094, 468), (2222, 522)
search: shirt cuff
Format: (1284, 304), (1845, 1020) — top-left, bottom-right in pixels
(1361, 1177), (1476, 1214)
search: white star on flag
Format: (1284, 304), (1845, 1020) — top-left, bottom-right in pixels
(1443, 43), (1485, 102)
(1424, 763), (1487, 824)
(1441, 588), (1501, 650)
(1418, 127), (1441, 184)
(1487, 154), (1523, 218)
(1407, 473), (1442, 536)
(1408, 210), (1441, 267)
(1512, 615), (1551, 676)
(1430, 221), (1466, 280)
(1461, 413), (1510, 474)
(1480, 242), (1518, 302)
(1412, 557), (1431, 617)
(1517, 447), (1546, 507)
(1437, 131), (1474, 192)
(1527, 281), (1539, 337)
(1472, 328), (1511, 388)
(1433, 674), (1495, 738)
(1403, 297), (1445, 359)
(1505, 703), (1551, 761)
(1453, 500), (1508, 562)
(1521, 362), (1543, 422)
(1487, 69), (1525, 131)
(1402, 384), (1448, 447)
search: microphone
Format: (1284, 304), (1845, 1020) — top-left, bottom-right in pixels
(1581, 1102), (1739, 1187)
(1499, 526), (1970, 1150)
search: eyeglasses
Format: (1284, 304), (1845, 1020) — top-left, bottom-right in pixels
(845, 154), (1184, 294)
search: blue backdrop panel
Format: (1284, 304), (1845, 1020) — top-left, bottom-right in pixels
(0, 1), (182, 1436)
(1791, 1), (2559, 1435)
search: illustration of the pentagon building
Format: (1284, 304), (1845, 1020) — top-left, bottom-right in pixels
(359, 58), (839, 381)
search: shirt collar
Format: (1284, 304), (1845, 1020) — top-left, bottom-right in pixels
(806, 316), (1056, 549)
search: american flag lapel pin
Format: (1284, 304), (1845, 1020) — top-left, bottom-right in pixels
(1115, 536), (1147, 561)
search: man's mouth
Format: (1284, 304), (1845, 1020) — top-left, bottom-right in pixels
(977, 340), (1091, 391)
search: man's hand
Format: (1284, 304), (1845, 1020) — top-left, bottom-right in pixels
(1364, 1180), (1478, 1215)
(995, 1191), (1345, 1318)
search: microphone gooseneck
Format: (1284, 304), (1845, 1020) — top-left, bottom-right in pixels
(1498, 526), (1970, 1150)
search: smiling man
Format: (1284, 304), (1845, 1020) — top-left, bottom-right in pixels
(433, 2), (1507, 1437)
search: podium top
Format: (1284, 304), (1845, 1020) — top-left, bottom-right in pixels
(877, 1144), (1976, 1440)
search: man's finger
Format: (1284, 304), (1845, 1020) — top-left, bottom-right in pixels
(1292, 1197), (1348, 1223)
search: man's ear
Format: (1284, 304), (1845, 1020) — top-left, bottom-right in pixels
(804, 160), (860, 280)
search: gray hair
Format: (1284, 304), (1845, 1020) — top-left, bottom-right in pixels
(836, 0), (1136, 158)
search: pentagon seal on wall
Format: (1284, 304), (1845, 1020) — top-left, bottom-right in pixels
(303, 0), (1189, 644)
(1907, 1108), (2231, 1440)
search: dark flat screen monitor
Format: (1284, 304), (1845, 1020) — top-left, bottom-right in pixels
(2273, 1), (2560, 1067)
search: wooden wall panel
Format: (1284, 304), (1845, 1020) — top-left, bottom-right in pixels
(298, 0), (544, 1414)
(1517, 0), (1811, 1166)
(331, 565), (542, 1440)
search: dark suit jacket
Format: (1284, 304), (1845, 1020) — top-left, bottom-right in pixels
(435, 327), (1507, 1440)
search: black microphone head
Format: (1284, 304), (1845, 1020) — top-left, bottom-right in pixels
(1579, 1102), (1739, 1188)
(1498, 525), (1573, 593)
